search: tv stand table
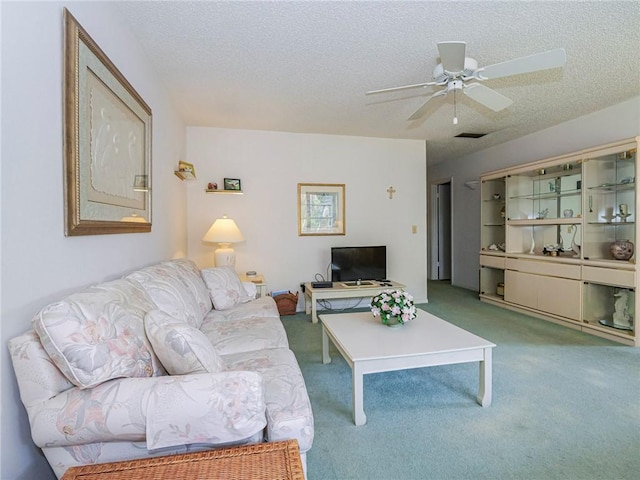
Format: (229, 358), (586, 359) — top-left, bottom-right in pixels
(304, 280), (405, 323)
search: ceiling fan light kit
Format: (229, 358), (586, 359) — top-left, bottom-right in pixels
(366, 41), (567, 122)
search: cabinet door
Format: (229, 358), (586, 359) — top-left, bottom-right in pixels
(505, 270), (581, 319)
(504, 270), (537, 309)
(537, 276), (581, 320)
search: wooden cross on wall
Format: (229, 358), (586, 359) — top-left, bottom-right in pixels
(387, 186), (396, 199)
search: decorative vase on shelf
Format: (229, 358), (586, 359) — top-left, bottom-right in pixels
(610, 239), (634, 260)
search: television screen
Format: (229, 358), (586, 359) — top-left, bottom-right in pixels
(331, 246), (386, 282)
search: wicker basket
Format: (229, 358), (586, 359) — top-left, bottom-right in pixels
(274, 291), (299, 316)
(61, 440), (304, 480)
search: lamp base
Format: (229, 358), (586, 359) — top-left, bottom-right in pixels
(214, 246), (236, 268)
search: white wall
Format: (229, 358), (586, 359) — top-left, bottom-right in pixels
(428, 97), (640, 291)
(186, 128), (428, 306)
(0, 3), (187, 479)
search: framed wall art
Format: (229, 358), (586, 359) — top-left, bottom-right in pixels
(224, 178), (242, 191)
(298, 183), (345, 236)
(63, 9), (152, 236)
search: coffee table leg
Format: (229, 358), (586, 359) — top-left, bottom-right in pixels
(322, 327), (331, 364)
(477, 347), (493, 407)
(304, 290), (311, 315)
(311, 296), (319, 324)
(352, 364), (366, 426)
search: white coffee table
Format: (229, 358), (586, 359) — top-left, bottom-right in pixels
(320, 309), (496, 426)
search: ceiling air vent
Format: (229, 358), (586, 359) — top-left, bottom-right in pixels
(455, 133), (487, 139)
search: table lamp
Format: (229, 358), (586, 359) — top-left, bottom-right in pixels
(202, 215), (244, 267)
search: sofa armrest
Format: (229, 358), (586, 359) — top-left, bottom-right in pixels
(27, 372), (266, 450)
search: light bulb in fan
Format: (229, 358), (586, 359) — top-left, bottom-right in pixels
(453, 116), (458, 125)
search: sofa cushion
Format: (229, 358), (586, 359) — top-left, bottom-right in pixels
(144, 310), (224, 375)
(205, 295), (280, 323)
(201, 267), (252, 310)
(164, 259), (212, 319)
(200, 302), (288, 356)
(127, 262), (204, 328)
(32, 279), (162, 389)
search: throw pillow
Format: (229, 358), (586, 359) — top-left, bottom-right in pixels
(144, 310), (224, 375)
(201, 266), (252, 310)
(32, 279), (159, 389)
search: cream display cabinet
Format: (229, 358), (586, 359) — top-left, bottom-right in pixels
(479, 137), (638, 346)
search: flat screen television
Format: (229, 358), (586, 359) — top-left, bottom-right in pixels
(330, 246), (386, 282)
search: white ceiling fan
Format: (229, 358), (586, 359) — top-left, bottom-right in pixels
(366, 41), (566, 122)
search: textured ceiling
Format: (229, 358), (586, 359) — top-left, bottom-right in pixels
(116, 1), (640, 165)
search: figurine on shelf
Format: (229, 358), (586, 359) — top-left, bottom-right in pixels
(207, 182), (218, 191)
(613, 290), (633, 330)
(570, 224), (581, 258)
(617, 203), (631, 222)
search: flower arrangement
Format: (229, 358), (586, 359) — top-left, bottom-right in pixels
(370, 289), (417, 326)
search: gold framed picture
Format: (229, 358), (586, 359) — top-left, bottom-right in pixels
(63, 9), (152, 236)
(298, 183), (345, 236)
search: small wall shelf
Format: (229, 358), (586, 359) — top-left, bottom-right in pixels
(205, 189), (244, 195)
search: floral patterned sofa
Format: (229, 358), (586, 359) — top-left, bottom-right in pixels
(9, 259), (314, 479)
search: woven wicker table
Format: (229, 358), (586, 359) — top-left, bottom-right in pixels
(61, 440), (304, 480)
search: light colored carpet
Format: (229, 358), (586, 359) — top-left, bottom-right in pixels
(282, 281), (640, 480)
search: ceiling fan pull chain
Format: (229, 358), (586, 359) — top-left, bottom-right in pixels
(453, 89), (458, 125)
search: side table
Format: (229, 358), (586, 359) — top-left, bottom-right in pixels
(239, 273), (268, 298)
(61, 439), (304, 480)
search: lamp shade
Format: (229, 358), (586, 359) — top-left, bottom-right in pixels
(202, 215), (244, 244)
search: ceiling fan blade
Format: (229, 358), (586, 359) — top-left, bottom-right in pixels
(463, 83), (513, 112)
(366, 82), (436, 95)
(477, 48), (566, 80)
(408, 89), (447, 121)
(437, 41), (466, 73)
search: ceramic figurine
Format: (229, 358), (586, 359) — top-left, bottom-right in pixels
(613, 290), (633, 329)
(570, 225), (581, 258)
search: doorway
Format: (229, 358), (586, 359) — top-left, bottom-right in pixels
(430, 180), (452, 281)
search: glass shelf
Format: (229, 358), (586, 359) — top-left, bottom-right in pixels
(587, 221), (635, 225)
(508, 188), (582, 201)
(588, 182), (635, 192)
(507, 218), (582, 225)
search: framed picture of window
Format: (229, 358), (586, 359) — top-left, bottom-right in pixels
(298, 183), (345, 236)
(63, 9), (152, 236)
